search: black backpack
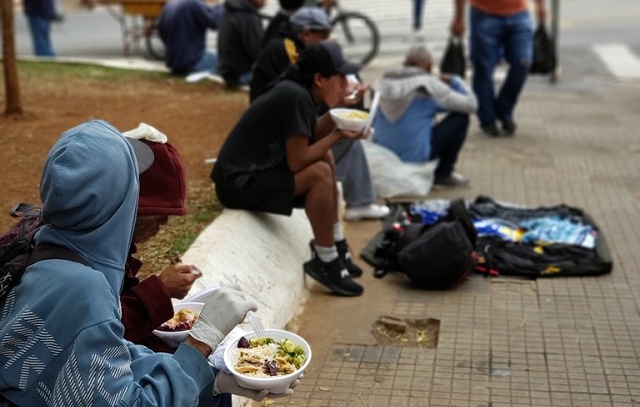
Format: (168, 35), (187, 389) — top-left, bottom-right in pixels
(367, 198), (478, 290)
(0, 203), (89, 303)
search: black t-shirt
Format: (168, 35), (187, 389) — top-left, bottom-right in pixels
(212, 79), (317, 189)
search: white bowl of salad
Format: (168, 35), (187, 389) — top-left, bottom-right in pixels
(223, 328), (312, 394)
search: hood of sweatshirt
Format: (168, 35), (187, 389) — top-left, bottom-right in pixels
(36, 119), (139, 295)
(375, 66), (442, 123)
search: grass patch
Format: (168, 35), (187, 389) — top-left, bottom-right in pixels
(136, 183), (224, 280)
(17, 60), (168, 82)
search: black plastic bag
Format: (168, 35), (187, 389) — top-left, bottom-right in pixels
(439, 37), (466, 78)
(530, 23), (557, 74)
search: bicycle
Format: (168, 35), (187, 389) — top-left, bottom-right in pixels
(320, 0), (380, 66)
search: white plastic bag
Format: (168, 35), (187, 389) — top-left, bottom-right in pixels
(362, 139), (438, 199)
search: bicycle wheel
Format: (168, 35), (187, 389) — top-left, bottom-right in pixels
(330, 11), (379, 66)
(145, 19), (165, 61)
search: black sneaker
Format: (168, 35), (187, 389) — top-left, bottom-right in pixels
(309, 240), (363, 277)
(303, 257), (363, 297)
(501, 120), (517, 136)
(433, 172), (471, 189)
(480, 122), (500, 137)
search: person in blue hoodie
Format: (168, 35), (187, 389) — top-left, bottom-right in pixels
(0, 120), (291, 406)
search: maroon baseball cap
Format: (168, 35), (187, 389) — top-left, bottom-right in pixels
(137, 140), (187, 216)
(297, 40), (361, 76)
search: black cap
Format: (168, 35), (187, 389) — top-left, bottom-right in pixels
(297, 40), (361, 76)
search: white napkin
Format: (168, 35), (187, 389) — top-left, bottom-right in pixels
(123, 123), (168, 143)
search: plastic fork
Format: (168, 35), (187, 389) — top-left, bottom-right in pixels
(248, 313), (266, 338)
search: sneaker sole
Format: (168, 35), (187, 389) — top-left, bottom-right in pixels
(303, 264), (363, 297)
(432, 183), (471, 190)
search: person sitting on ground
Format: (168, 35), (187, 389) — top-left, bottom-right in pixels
(120, 139), (203, 352)
(121, 138), (234, 407)
(260, 0), (304, 47)
(158, 0), (223, 76)
(217, 0), (266, 88)
(211, 41), (366, 297)
(373, 45), (477, 189)
(250, 8), (390, 222)
(0, 119), (294, 406)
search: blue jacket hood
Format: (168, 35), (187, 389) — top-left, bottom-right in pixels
(36, 120), (139, 295)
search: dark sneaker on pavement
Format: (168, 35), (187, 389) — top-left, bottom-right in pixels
(501, 120), (517, 136)
(480, 122), (501, 137)
(335, 239), (363, 277)
(303, 257), (363, 296)
(309, 240), (362, 277)
(433, 172), (471, 189)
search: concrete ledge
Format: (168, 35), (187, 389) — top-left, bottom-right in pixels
(181, 208), (313, 330)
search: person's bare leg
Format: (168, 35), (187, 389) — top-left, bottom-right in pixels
(294, 160), (336, 247)
(294, 155), (363, 296)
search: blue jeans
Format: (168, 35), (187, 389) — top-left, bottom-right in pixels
(469, 7), (533, 126)
(26, 15), (56, 57)
(192, 50), (218, 74)
(430, 113), (469, 177)
(412, 0), (425, 31)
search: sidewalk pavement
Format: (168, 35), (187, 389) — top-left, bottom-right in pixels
(258, 63), (640, 407)
(63, 54), (640, 406)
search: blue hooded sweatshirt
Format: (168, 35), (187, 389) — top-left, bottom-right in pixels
(0, 120), (214, 406)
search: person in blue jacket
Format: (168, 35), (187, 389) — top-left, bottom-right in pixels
(158, 0), (223, 75)
(0, 120), (296, 406)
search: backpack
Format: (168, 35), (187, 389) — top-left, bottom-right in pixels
(0, 203), (89, 303)
(368, 198), (478, 290)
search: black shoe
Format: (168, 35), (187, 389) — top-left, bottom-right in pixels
(433, 172), (471, 189)
(309, 240), (363, 277)
(480, 122), (500, 137)
(335, 239), (363, 277)
(501, 120), (517, 136)
(303, 257), (363, 297)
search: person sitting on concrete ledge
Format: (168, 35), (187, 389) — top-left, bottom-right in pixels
(158, 0), (223, 76)
(373, 45), (477, 189)
(211, 41), (366, 297)
(250, 8), (389, 222)
(217, 0), (266, 88)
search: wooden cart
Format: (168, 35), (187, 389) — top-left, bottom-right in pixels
(97, 0), (167, 58)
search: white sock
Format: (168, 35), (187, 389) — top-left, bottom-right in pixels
(333, 223), (344, 242)
(314, 244), (338, 263)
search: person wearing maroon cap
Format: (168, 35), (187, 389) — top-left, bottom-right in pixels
(120, 140), (205, 353)
(212, 41), (367, 297)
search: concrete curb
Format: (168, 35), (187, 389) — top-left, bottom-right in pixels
(181, 208), (313, 331)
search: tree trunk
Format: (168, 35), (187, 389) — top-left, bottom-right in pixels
(2, 0), (24, 116)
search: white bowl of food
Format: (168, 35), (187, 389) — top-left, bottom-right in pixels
(152, 302), (204, 349)
(330, 108), (370, 132)
(224, 328), (312, 395)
